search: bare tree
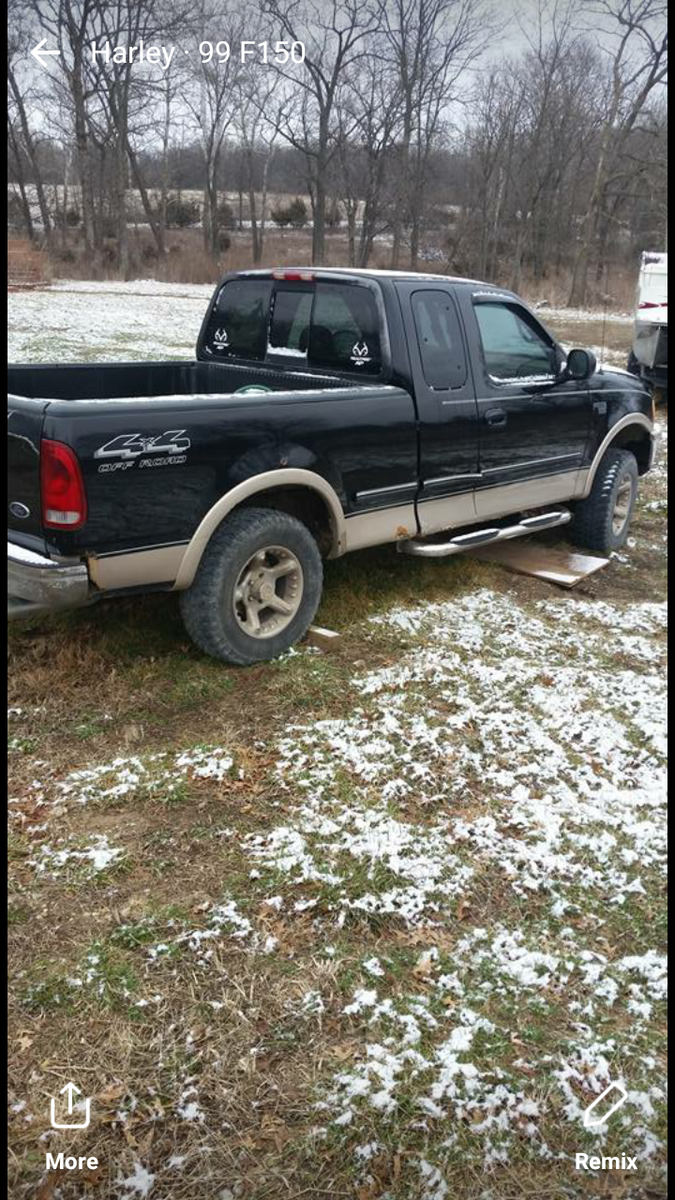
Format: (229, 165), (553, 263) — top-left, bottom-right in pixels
(33, 0), (100, 253)
(568, 0), (667, 305)
(8, 0), (54, 246)
(182, 2), (246, 257)
(377, 0), (493, 268)
(261, 0), (380, 263)
(234, 69), (280, 263)
(336, 52), (404, 265)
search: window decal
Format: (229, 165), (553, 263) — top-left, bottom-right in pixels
(350, 341), (371, 366)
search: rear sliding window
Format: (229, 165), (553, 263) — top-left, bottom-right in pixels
(204, 279), (382, 375)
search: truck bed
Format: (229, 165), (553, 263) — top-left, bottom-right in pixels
(7, 359), (351, 403)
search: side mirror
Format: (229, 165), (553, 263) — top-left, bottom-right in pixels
(562, 348), (597, 382)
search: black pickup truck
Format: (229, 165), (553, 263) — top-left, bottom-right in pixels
(8, 268), (658, 664)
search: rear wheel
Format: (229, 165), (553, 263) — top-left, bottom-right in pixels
(179, 507), (323, 665)
(569, 448), (638, 555)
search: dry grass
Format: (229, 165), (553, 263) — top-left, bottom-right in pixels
(26, 223), (640, 309)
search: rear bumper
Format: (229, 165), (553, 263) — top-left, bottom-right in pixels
(8, 542), (91, 620)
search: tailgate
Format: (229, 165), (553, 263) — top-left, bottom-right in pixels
(7, 394), (50, 542)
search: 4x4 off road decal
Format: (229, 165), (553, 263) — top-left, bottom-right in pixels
(94, 430), (191, 473)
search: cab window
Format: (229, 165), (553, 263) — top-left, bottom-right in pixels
(308, 284), (381, 374)
(206, 279), (272, 361)
(474, 302), (556, 381)
(412, 290), (467, 389)
(268, 288), (313, 361)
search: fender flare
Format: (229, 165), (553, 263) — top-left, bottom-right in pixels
(581, 413), (654, 498)
(172, 468), (347, 590)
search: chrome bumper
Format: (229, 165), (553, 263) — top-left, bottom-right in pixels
(8, 542), (91, 620)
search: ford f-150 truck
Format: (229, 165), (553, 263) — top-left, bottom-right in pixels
(8, 268), (658, 664)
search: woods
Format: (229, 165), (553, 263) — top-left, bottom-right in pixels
(7, 0), (667, 301)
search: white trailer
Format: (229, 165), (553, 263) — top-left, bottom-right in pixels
(628, 251), (667, 399)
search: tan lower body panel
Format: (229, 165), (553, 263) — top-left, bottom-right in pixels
(473, 468), (587, 519)
(88, 544), (187, 591)
(416, 490), (478, 537)
(88, 469), (590, 589)
(344, 504), (417, 552)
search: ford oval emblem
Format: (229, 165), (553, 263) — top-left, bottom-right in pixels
(9, 502), (31, 519)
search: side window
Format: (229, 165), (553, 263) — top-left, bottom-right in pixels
(308, 283), (381, 374)
(206, 279), (273, 360)
(474, 302), (555, 381)
(268, 288), (313, 361)
(412, 290), (467, 389)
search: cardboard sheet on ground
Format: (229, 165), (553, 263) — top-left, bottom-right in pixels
(466, 541), (609, 587)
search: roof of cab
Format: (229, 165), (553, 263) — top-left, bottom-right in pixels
(236, 266), (489, 288)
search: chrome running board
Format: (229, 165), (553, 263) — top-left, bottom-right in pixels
(397, 509), (572, 558)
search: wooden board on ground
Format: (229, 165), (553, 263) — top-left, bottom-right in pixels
(307, 625), (341, 650)
(466, 541), (609, 587)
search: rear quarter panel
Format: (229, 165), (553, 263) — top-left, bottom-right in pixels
(40, 385), (418, 559)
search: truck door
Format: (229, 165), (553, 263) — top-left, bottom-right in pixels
(398, 283), (480, 537)
(458, 293), (593, 518)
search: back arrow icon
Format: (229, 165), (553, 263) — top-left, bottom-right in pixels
(31, 39), (60, 67)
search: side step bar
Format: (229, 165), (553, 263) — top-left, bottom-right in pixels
(397, 509), (572, 558)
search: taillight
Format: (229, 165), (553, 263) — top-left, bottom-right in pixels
(40, 439), (88, 529)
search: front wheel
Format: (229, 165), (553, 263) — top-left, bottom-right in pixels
(569, 448), (638, 555)
(179, 507), (323, 665)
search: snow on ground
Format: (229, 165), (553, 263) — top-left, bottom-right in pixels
(17, 584), (666, 1184)
(248, 587), (666, 1171)
(8, 281), (212, 363)
(535, 304), (633, 324)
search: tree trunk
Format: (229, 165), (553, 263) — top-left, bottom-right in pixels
(71, 53), (96, 254)
(116, 139), (129, 278)
(568, 123), (612, 307)
(159, 82), (171, 249)
(127, 142), (166, 257)
(8, 69), (53, 249)
(8, 122), (35, 240)
(259, 150), (272, 263)
(346, 202), (356, 266)
(390, 122), (411, 270)
(312, 167), (327, 264)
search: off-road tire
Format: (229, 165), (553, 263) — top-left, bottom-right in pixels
(569, 448), (638, 555)
(179, 507), (323, 665)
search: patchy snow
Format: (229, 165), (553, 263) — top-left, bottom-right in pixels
(30, 834), (125, 876)
(119, 1161), (155, 1197)
(247, 583), (666, 1170)
(43, 744), (237, 808)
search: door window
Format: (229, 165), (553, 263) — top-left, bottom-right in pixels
(412, 290), (467, 389)
(474, 302), (556, 381)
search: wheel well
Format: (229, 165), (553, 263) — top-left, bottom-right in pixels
(239, 486), (336, 556)
(608, 427), (652, 474)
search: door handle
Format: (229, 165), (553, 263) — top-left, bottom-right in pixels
(485, 408), (507, 427)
